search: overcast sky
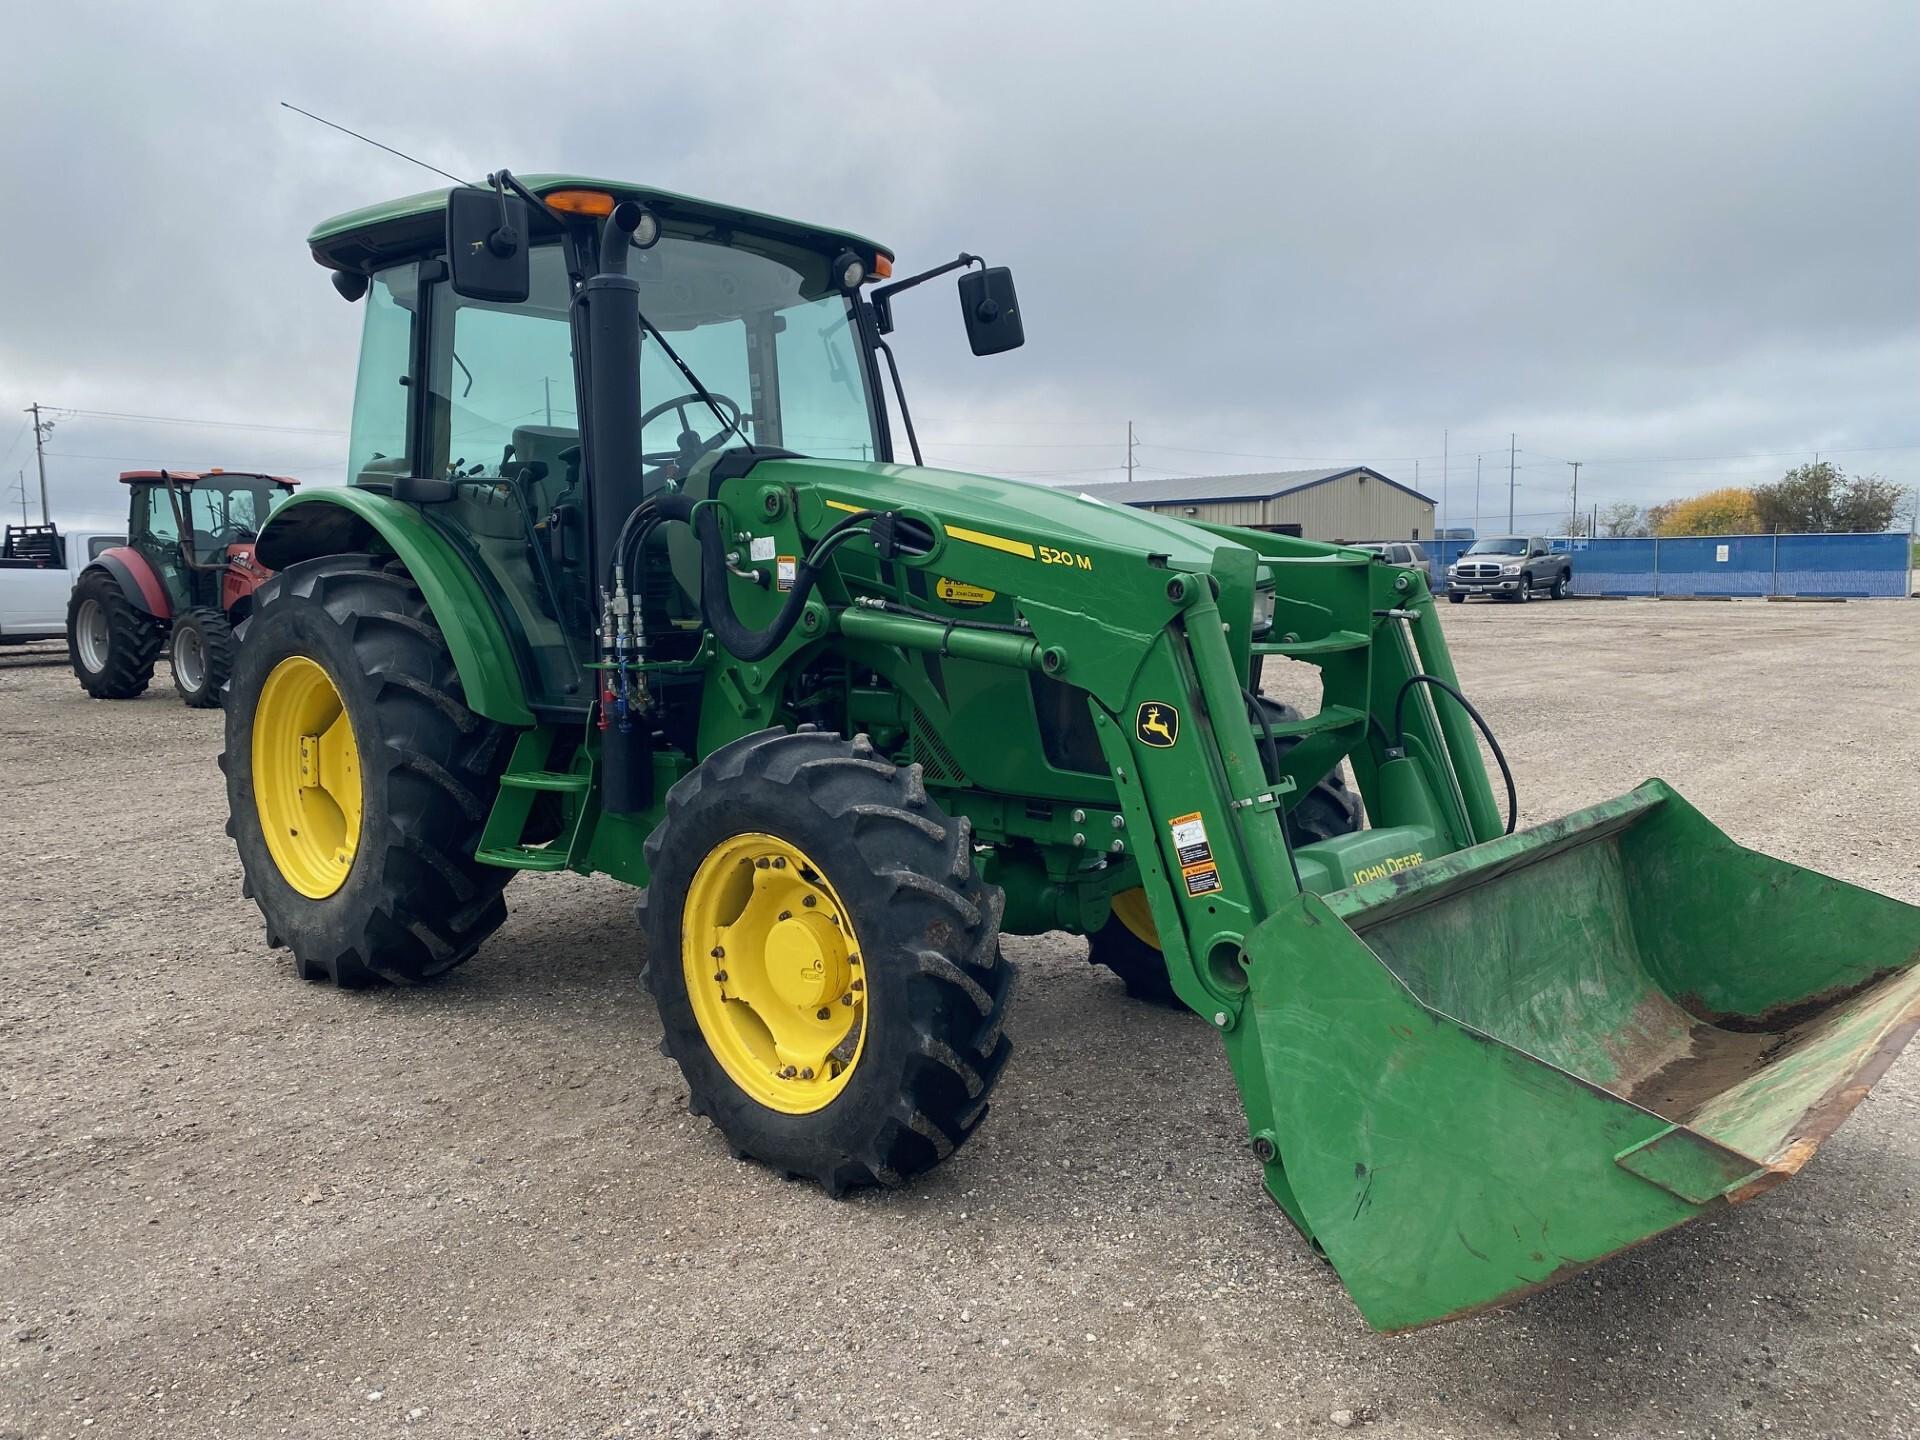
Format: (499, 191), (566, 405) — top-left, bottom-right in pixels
(1, 1), (1914, 533)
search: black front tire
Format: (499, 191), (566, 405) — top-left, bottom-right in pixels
(1087, 697), (1362, 1005)
(222, 554), (514, 987)
(1448, 592), (1466, 604)
(641, 727), (1014, 1195)
(171, 606), (235, 708)
(66, 569), (162, 699)
(1516, 574), (1534, 602)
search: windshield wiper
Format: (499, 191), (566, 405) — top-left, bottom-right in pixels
(636, 312), (757, 456)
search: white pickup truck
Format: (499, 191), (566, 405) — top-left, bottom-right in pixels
(0, 525), (127, 643)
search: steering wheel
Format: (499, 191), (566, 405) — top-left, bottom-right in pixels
(639, 391), (744, 471)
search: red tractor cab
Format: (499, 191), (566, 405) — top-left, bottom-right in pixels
(68, 469), (298, 706)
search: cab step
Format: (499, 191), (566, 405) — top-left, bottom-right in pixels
(499, 770), (591, 793)
(474, 844), (572, 872)
(475, 729), (595, 873)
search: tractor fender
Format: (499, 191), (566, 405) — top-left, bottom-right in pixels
(254, 488), (534, 727)
(88, 547), (172, 621)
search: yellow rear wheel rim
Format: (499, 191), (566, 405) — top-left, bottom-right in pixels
(1110, 887), (1161, 949)
(682, 833), (868, 1115)
(253, 655), (363, 900)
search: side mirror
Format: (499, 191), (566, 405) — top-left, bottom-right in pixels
(446, 187), (531, 303)
(958, 266), (1025, 355)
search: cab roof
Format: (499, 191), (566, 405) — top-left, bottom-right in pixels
(308, 173), (894, 277)
(119, 470), (299, 488)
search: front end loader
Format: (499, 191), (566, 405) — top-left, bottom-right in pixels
(221, 172), (1920, 1332)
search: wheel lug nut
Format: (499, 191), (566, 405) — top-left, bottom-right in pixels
(714, 971), (727, 983)
(778, 909), (792, 921)
(799, 1067), (814, 1079)
(711, 946), (725, 959)
(816, 1006), (832, 1020)
(772, 856), (787, 869)
(780, 1065), (797, 1078)
(850, 978), (864, 991)
(802, 894), (816, 907)
(840, 993), (853, 1006)
(755, 858), (770, 869)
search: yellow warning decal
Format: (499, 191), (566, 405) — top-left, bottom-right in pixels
(825, 499), (863, 514)
(935, 578), (996, 607)
(1180, 860), (1223, 897)
(947, 524), (1037, 560)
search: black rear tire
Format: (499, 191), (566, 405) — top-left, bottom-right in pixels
(1087, 697), (1361, 1005)
(1448, 592), (1465, 604)
(641, 727), (1013, 1195)
(67, 569), (162, 699)
(171, 607), (235, 708)
(1551, 574), (1569, 600)
(222, 554), (514, 987)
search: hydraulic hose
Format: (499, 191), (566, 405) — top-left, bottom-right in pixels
(1391, 673), (1518, 835)
(648, 494), (876, 663)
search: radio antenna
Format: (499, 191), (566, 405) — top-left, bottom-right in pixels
(279, 102), (475, 188)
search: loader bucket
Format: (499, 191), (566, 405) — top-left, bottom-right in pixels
(1242, 780), (1920, 1332)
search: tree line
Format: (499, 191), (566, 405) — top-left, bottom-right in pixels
(1582, 463), (1915, 538)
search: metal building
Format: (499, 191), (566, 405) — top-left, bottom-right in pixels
(1074, 468), (1435, 543)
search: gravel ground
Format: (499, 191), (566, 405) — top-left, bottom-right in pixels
(2, 599), (1917, 1440)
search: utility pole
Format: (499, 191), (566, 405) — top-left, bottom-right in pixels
(1441, 428), (1449, 541)
(1567, 461), (1582, 537)
(1507, 433), (1517, 532)
(1474, 454), (1482, 536)
(12, 469), (28, 525)
(1125, 421), (1137, 482)
(27, 402), (52, 525)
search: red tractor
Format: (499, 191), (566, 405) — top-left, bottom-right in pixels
(67, 469), (297, 706)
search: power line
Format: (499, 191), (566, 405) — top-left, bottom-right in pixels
(53, 407), (347, 436)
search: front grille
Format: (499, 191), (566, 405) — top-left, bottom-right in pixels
(1459, 562), (1506, 579)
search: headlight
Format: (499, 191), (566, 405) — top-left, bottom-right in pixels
(1251, 587), (1277, 633)
(1445, 563), (1459, 575)
(1501, 562), (1523, 574)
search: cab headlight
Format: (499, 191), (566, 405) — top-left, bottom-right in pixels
(1251, 587), (1277, 634)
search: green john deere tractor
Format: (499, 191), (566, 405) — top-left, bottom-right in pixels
(225, 172), (1920, 1332)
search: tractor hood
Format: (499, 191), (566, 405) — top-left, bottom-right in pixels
(742, 456), (1261, 577)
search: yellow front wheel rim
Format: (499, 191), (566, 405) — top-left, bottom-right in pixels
(1110, 887), (1161, 949)
(683, 833), (868, 1115)
(253, 655), (363, 899)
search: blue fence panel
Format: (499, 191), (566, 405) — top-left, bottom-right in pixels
(1552, 532), (1911, 598)
(1773, 532), (1911, 598)
(1568, 538), (1657, 596)
(1424, 533), (1911, 597)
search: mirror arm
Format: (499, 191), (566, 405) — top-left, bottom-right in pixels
(870, 252), (981, 334)
(873, 337), (923, 466)
(489, 168), (565, 229)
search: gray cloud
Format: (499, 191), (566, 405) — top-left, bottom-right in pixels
(2, 0), (1913, 533)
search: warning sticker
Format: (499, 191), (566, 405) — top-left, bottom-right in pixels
(776, 555), (797, 592)
(935, 577), (996, 607)
(749, 535), (777, 562)
(1181, 862), (1223, 897)
(1168, 811), (1213, 867)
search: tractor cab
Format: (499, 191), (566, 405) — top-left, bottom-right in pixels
(122, 469), (296, 601)
(66, 469), (298, 708)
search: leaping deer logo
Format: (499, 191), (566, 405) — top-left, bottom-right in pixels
(1136, 702), (1180, 747)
